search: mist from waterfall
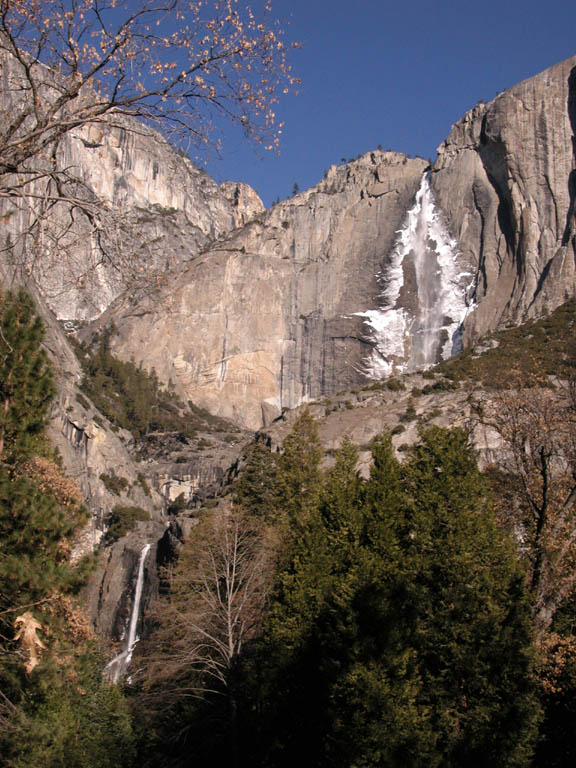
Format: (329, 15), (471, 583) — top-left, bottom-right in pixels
(356, 172), (473, 377)
(105, 543), (151, 684)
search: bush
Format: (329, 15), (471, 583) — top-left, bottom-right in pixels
(136, 472), (151, 497)
(385, 377), (405, 392)
(100, 471), (129, 496)
(167, 493), (188, 515)
(75, 393), (91, 410)
(399, 405), (417, 423)
(105, 506), (149, 542)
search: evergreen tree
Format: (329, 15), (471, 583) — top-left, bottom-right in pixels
(372, 427), (539, 766)
(322, 435), (364, 549)
(0, 291), (55, 462)
(0, 291), (134, 767)
(0, 471), (86, 611)
(278, 408), (323, 528)
(6, 653), (136, 768)
(233, 438), (283, 519)
(253, 427), (540, 768)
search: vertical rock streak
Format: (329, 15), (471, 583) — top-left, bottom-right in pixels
(357, 173), (472, 377)
(105, 543), (151, 684)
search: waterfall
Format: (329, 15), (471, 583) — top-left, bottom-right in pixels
(105, 543), (151, 684)
(355, 172), (474, 376)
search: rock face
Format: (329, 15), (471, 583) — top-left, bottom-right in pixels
(432, 55), (576, 341)
(0, 47), (264, 320)
(38, 121), (263, 319)
(84, 522), (164, 647)
(5, 55), (576, 433)
(102, 56), (576, 429)
(105, 152), (428, 429)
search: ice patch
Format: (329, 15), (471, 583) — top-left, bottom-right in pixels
(356, 172), (475, 377)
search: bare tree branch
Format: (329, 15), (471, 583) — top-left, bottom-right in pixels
(474, 376), (576, 634)
(0, 0), (297, 313)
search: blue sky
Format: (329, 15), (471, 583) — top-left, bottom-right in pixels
(205, 0), (576, 207)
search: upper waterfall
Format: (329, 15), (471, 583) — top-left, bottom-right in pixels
(356, 172), (474, 377)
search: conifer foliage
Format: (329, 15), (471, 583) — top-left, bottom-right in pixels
(0, 291), (55, 461)
(252, 425), (540, 768)
(0, 291), (135, 768)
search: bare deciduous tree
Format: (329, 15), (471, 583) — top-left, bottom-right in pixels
(138, 503), (273, 703)
(0, 0), (296, 179)
(0, 0), (297, 299)
(476, 378), (576, 633)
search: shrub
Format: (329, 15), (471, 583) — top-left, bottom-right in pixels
(75, 393), (90, 410)
(399, 405), (417, 423)
(100, 471), (129, 496)
(385, 378), (405, 392)
(105, 505), (149, 542)
(136, 472), (151, 497)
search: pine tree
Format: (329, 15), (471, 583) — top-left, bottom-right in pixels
(0, 291), (55, 462)
(253, 427), (540, 768)
(0, 472), (86, 611)
(322, 435), (364, 549)
(0, 292), (130, 767)
(233, 438), (283, 519)
(278, 408), (323, 528)
(397, 427), (540, 766)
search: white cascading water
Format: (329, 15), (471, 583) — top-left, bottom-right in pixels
(105, 543), (151, 684)
(355, 172), (474, 376)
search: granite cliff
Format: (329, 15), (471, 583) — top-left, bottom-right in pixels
(0, 45), (264, 320)
(104, 151), (430, 429)
(431, 54), (576, 342)
(97, 55), (576, 430)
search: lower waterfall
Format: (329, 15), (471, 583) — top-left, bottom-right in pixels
(105, 543), (151, 684)
(356, 172), (474, 377)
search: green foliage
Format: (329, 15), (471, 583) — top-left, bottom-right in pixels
(252, 427), (540, 767)
(75, 393), (90, 411)
(385, 377), (405, 391)
(278, 409), (324, 528)
(363, 376), (406, 394)
(394, 428), (540, 766)
(6, 653), (135, 768)
(105, 506), (150, 543)
(136, 472), (151, 497)
(399, 403), (417, 422)
(99, 470), (130, 496)
(0, 470), (86, 610)
(0, 292), (134, 768)
(166, 492), (188, 515)
(0, 291), (55, 462)
(233, 438), (283, 519)
(420, 376), (458, 393)
(437, 298), (576, 385)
